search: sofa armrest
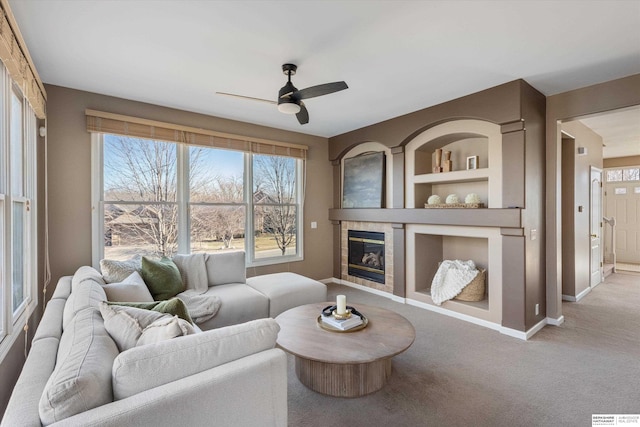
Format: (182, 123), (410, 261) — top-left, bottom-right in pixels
(112, 318), (280, 399)
(52, 349), (288, 427)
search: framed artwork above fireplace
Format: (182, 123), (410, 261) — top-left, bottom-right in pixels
(342, 151), (385, 208)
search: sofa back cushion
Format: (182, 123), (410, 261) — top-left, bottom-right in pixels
(205, 251), (246, 286)
(112, 318), (279, 400)
(63, 280), (107, 329)
(39, 308), (119, 426)
(71, 266), (105, 289)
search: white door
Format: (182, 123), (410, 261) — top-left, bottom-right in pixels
(605, 168), (640, 263)
(590, 167), (603, 287)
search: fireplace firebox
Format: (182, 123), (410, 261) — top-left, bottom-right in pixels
(348, 230), (385, 284)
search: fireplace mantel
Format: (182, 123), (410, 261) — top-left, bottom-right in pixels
(329, 208), (522, 229)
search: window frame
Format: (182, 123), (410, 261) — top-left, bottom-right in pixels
(91, 134), (304, 268)
(0, 71), (38, 363)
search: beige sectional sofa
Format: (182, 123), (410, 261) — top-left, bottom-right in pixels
(2, 251), (327, 426)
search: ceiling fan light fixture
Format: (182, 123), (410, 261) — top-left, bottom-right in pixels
(277, 101), (301, 114)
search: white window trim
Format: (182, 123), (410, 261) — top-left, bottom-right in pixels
(91, 134), (304, 268)
(0, 73), (38, 363)
(246, 156), (304, 267)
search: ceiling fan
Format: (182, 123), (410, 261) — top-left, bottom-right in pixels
(217, 63), (348, 125)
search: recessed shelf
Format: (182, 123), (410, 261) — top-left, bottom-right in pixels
(417, 289), (489, 311)
(412, 168), (489, 184)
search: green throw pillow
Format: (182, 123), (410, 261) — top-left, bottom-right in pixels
(107, 298), (193, 324)
(140, 256), (184, 301)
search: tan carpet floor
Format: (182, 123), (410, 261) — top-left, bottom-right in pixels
(287, 272), (640, 426)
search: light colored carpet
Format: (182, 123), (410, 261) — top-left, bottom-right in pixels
(287, 273), (640, 426)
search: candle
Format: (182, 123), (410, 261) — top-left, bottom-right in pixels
(337, 295), (347, 315)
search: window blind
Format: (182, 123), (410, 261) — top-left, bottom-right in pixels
(0, 2), (46, 119)
(85, 109), (308, 159)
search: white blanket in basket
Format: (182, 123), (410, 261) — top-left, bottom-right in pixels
(431, 260), (479, 306)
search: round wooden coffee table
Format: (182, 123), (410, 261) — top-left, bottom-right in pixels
(275, 302), (415, 397)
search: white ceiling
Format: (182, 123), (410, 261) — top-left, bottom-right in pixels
(578, 107), (640, 159)
(8, 0), (640, 144)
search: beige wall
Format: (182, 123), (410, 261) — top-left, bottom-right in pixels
(604, 155), (640, 168)
(45, 85), (334, 285)
(560, 121), (603, 297)
(546, 73), (640, 320)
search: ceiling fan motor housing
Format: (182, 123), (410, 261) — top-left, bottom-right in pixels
(278, 80), (300, 114)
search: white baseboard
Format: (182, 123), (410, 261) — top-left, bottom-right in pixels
(324, 277), (406, 303)
(546, 315), (565, 326)
(325, 278), (549, 340)
(562, 286), (591, 302)
(406, 297), (502, 331)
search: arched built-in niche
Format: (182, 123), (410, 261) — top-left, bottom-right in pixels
(404, 119), (502, 209)
(403, 119), (504, 324)
(341, 142), (393, 208)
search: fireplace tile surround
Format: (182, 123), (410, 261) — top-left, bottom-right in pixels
(341, 221), (393, 294)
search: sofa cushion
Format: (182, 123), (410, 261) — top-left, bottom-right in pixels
(102, 271), (154, 302)
(141, 256), (184, 300)
(51, 276), (72, 300)
(100, 302), (194, 352)
(63, 280), (107, 330)
(112, 318), (279, 400)
(39, 308), (119, 426)
(107, 297), (193, 324)
(100, 255), (142, 283)
(205, 251), (246, 286)
(247, 272), (328, 317)
(197, 283), (269, 330)
(71, 266), (105, 289)
(32, 299), (65, 343)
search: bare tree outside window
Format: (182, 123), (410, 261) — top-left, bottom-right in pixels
(191, 175), (245, 250)
(100, 136), (300, 262)
(253, 155), (298, 257)
(104, 136), (180, 258)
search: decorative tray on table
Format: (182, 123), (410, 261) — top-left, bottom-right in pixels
(317, 308), (368, 333)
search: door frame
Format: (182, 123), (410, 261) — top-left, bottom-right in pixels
(590, 166), (603, 288)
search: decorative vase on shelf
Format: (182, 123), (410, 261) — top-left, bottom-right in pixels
(443, 150), (452, 172)
(433, 148), (443, 173)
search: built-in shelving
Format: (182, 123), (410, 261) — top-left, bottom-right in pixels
(412, 167), (489, 184)
(402, 120), (505, 324)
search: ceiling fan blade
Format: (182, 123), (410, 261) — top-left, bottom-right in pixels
(294, 81), (348, 100)
(296, 102), (309, 125)
(216, 92), (276, 105)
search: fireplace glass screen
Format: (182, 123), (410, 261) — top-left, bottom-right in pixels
(348, 230), (385, 284)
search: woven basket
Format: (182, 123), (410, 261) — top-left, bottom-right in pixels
(454, 269), (486, 302)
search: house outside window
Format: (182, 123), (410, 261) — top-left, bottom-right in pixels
(93, 134), (303, 267)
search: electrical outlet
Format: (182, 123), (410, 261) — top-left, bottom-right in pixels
(311, 221), (317, 229)
(535, 303), (540, 316)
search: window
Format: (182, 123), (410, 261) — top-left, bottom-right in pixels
(93, 135), (303, 266)
(606, 168), (640, 182)
(0, 64), (38, 361)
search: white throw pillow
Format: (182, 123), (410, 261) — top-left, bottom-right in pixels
(99, 302), (194, 352)
(100, 255), (142, 283)
(102, 271), (154, 302)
